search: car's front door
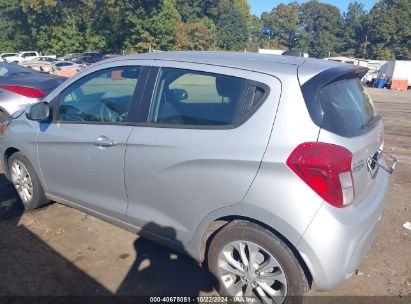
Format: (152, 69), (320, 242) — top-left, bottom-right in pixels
(37, 64), (147, 216)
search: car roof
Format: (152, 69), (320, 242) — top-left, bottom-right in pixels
(103, 51), (344, 82)
(119, 51), (305, 65)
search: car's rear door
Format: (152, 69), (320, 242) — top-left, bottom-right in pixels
(124, 61), (282, 242)
(37, 61), (150, 216)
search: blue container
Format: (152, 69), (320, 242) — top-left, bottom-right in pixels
(375, 79), (386, 88)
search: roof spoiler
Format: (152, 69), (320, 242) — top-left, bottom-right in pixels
(300, 65), (369, 136)
(301, 65), (368, 91)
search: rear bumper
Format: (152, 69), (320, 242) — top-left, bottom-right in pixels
(296, 166), (389, 291)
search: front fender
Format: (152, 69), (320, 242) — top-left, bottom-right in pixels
(1, 118), (42, 188)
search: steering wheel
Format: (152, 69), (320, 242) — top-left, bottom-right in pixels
(100, 99), (128, 122)
(60, 105), (85, 122)
(100, 101), (113, 122)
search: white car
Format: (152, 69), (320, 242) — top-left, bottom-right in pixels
(4, 51), (40, 63)
(52, 61), (80, 71)
(0, 53), (18, 62)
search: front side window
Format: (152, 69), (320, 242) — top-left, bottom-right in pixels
(58, 66), (140, 123)
(148, 68), (247, 126)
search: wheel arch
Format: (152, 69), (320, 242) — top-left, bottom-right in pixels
(197, 214), (313, 288)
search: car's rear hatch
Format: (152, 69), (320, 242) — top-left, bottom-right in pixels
(300, 64), (386, 205)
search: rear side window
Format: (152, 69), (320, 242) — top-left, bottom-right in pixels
(148, 68), (268, 127)
(319, 78), (375, 135)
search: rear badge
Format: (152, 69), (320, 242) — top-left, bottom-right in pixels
(352, 159), (365, 172)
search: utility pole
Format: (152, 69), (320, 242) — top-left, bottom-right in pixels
(362, 35), (368, 59)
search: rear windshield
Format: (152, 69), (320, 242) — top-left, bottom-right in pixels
(318, 78), (376, 136)
(0, 64), (36, 77)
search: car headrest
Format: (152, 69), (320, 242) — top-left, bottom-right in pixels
(216, 76), (242, 98)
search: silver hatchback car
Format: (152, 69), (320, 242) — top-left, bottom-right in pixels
(0, 52), (394, 302)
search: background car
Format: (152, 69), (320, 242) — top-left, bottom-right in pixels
(52, 61), (80, 71)
(19, 57), (58, 72)
(63, 53), (82, 61)
(71, 55), (100, 66)
(20, 56), (56, 63)
(51, 61), (82, 77)
(0, 53), (18, 62)
(83, 52), (103, 61)
(0, 63), (66, 121)
(4, 51), (40, 64)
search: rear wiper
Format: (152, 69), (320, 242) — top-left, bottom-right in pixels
(362, 115), (381, 129)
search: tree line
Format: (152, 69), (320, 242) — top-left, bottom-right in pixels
(0, 0), (410, 60)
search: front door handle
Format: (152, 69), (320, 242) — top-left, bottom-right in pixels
(94, 135), (117, 148)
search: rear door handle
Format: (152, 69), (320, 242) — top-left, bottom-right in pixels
(94, 135), (117, 148)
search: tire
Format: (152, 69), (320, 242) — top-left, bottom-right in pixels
(8, 152), (49, 210)
(208, 221), (308, 304)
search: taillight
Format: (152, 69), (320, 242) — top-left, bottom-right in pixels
(286, 142), (355, 208)
(0, 85), (46, 98)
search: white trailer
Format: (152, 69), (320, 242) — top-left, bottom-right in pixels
(257, 48), (285, 55)
(378, 60), (411, 86)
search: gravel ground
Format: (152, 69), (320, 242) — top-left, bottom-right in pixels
(0, 87), (410, 300)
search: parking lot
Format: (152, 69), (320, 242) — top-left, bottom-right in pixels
(0, 88), (410, 298)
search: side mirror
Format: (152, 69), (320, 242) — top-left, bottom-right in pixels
(26, 102), (51, 122)
(170, 89), (188, 102)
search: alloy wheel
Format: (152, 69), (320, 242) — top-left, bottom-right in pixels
(11, 160), (33, 203)
(217, 240), (287, 303)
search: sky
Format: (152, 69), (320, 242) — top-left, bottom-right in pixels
(248, 0), (378, 16)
